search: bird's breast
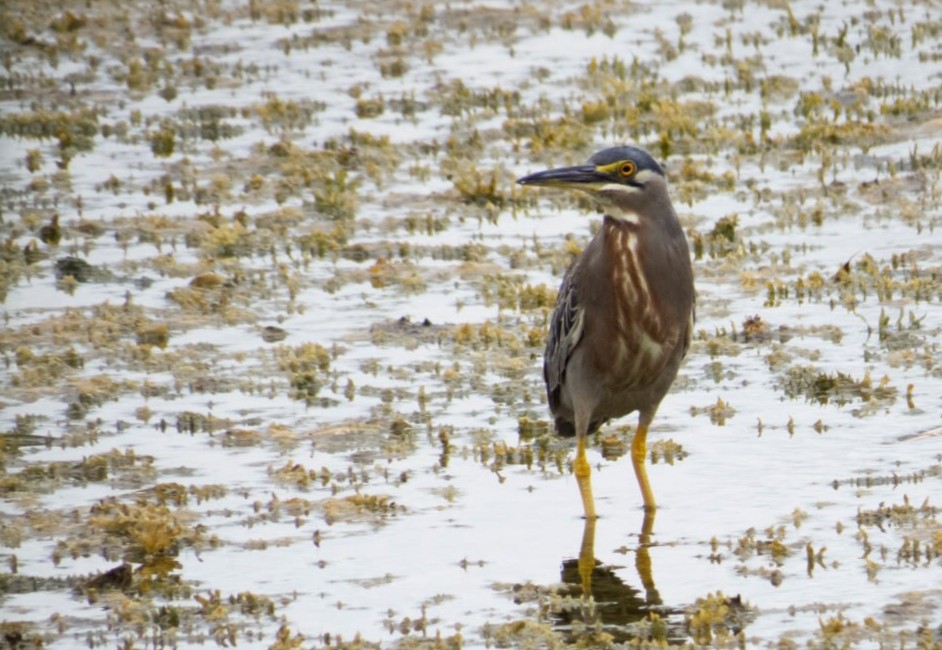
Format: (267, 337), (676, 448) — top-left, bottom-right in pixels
(603, 221), (672, 387)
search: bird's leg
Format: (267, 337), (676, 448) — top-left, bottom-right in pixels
(631, 421), (656, 512)
(574, 433), (597, 520)
(577, 515), (597, 597)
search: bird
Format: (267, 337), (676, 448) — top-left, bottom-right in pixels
(517, 145), (695, 518)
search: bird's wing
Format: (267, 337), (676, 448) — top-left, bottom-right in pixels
(682, 302), (695, 359)
(543, 265), (585, 414)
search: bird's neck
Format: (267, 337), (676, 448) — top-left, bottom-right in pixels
(602, 215), (641, 239)
(599, 217), (645, 302)
(602, 205), (640, 226)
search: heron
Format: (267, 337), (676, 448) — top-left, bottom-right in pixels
(517, 145), (695, 518)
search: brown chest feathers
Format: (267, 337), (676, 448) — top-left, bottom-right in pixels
(601, 219), (680, 389)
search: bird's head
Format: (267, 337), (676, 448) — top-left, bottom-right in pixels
(517, 146), (669, 224)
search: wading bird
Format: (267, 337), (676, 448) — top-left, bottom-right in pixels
(517, 146), (695, 518)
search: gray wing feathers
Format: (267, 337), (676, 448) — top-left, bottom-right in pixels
(543, 268), (585, 414)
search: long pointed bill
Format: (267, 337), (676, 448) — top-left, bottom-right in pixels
(516, 165), (606, 190)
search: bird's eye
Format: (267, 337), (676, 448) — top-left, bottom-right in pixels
(619, 161), (636, 177)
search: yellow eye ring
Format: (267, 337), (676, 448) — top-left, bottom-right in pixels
(619, 161), (636, 177)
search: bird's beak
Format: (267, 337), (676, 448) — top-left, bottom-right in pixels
(516, 165), (606, 190)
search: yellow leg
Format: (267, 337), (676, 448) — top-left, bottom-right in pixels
(631, 423), (656, 512)
(574, 436), (597, 520)
(636, 509), (661, 605)
(577, 516), (597, 597)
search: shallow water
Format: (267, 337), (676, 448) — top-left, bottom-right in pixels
(2, 0), (942, 647)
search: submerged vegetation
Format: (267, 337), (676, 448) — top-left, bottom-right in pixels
(1, 0), (942, 648)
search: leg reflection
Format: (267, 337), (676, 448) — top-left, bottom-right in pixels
(636, 509), (661, 607)
(577, 515), (597, 597)
(557, 511), (664, 639)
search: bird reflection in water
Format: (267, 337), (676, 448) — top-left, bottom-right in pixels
(550, 511), (685, 644)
